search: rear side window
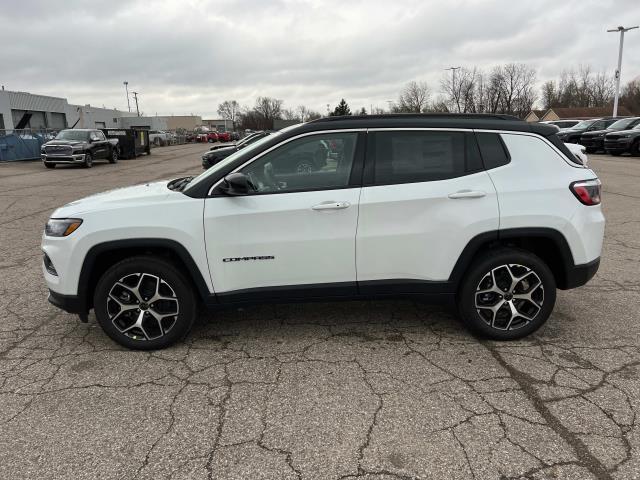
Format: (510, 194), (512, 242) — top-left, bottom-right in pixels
(475, 132), (511, 169)
(368, 131), (482, 185)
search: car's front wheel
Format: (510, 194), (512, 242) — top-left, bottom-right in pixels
(44, 162), (56, 169)
(84, 152), (93, 168)
(109, 149), (119, 164)
(457, 248), (556, 340)
(93, 256), (197, 350)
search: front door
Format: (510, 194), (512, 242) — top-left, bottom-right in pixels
(203, 131), (363, 300)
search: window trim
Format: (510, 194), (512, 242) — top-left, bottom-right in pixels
(207, 129), (366, 197)
(363, 128), (480, 187)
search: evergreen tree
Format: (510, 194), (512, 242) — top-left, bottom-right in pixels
(331, 99), (352, 116)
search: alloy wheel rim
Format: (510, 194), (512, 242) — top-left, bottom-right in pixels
(475, 263), (544, 331)
(107, 272), (179, 341)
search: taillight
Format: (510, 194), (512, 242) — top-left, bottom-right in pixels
(570, 179), (601, 206)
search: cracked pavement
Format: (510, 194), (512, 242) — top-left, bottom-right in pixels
(1, 144), (639, 480)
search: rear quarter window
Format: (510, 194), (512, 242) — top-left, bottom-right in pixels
(475, 132), (510, 169)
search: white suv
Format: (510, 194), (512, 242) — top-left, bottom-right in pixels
(42, 114), (605, 350)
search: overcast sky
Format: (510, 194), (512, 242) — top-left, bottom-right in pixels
(2, 0), (639, 117)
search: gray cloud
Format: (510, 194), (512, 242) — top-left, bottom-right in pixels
(1, 0), (639, 116)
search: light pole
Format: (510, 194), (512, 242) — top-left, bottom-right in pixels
(607, 25), (638, 117)
(131, 91), (140, 117)
(445, 66), (461, 112)
(386, 100), (394, 113)
(123, 81), (131, 112)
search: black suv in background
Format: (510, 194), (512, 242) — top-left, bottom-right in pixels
(556, 118), (621, 144)
(605, 124), (640, 156)
(202, 131), (271, 169)
(580, 117), (640, 153)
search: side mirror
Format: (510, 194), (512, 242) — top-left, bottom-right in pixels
(220, 172), (255, 196)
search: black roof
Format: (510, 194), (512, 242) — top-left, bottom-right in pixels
(305, 113), (558, 136)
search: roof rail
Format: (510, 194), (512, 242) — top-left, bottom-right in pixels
(309, 113), (522, 123)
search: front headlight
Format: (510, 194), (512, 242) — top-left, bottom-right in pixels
(45, 218), (83, 237)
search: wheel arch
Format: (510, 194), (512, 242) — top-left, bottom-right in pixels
(449, 228), (576, 290)
(78, 239), (212, 312)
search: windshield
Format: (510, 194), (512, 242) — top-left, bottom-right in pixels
(572, 120), (596, 129)
(608, 118), (639, 130)
(185, 126), (299, 190)
(55, 130), (90, 141)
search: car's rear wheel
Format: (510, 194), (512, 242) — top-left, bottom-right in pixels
(610, 151), (622, 156)
(44, 162), (56, 169)
(109, 149), (119, 164)
(585, 147), (597, 154)
(457, 248), (556, 340)
(631, 140), (640, 157)
(94, 256), (197, 350)
(84, 152), (93, 168)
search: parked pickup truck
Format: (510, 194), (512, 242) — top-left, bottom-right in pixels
(41, 129), (119, 168)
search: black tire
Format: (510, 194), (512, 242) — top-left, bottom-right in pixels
(44, 162), (56, 169)
(109, 149), (119, 164)
(585, 147), (597, 154)
(631, 141), (640, 157)
(93, 256), (197, 350)
(609, 151), (622, 156)
(457, 248), (556, 340)
(84, 152), (93, 168)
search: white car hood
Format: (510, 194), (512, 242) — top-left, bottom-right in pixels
(52, 181), (173, 217)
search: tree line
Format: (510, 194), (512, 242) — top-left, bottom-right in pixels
(216, 64), (640, 129)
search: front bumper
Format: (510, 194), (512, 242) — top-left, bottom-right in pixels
(579, 137), (604, 149)
(42, 153), (87, 164)
(604, 138), (632, 153)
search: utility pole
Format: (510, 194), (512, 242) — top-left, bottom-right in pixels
(607, 25), (638, 117)
(445, 66), (461, 112)
(131, 91), (140, 117)
(123, 81), (130, 112)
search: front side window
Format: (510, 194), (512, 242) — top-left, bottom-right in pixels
(240, 132), (358, 194)
(370, 131), (481, 185)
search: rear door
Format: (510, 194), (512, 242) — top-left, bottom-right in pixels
(356, 129), (499, 292)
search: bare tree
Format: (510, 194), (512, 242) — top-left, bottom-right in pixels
(281, 108), (299, 121)
(542, 66), (615, 109)
(397, 81), (431, 112)
(621, 79), (640, 114)
(252, 97), (283, 129)
(217, 100), (241, 130)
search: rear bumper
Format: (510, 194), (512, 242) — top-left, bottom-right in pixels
(562, 257), (600, 290)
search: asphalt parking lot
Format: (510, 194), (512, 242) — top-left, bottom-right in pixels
(0, 143), (639, 480)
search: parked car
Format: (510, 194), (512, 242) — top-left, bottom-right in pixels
(556, 118), (621, 143)
(208, 131), (265, 152)
(230, 132), (240, 141)
(541, 120), (581, 129)
(149, 130), (171, 146)
(580, 117), (640, 153)
(206, 132), (219, 143)
(217, 132), (232, 142)
(41, 129), (119, 168)
(604, 123), (640, 156)
(42, 114), (604, 349)
(202, 131), (271, 169)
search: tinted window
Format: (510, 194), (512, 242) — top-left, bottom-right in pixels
(370, 131), (481, 184)
(476, 133), (510, 169)
(241, 132), (357, 194)
(591, 121), (606, 130)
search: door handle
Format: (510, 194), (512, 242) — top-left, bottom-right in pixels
(448, 190), (486, 199)
(312, 201), (351, 210)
